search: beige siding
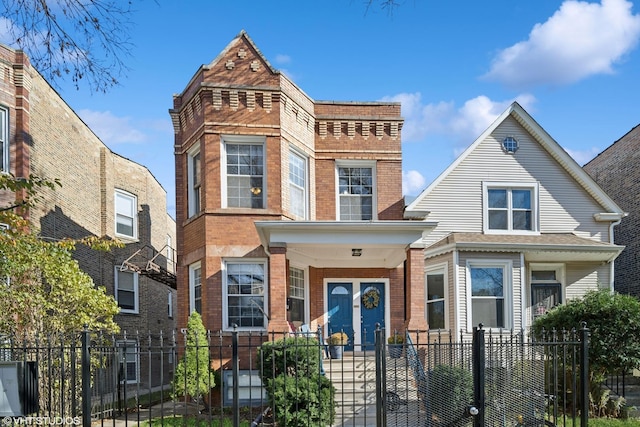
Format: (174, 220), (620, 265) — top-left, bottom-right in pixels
(456, 251), (523, 332)
(425, 252), (455, 331)
(565, 262), (611, 300)
(417, 117), (611, 246)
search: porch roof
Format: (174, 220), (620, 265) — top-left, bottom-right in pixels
(255, 220), (436, 268)
(425, 232), (624, 263)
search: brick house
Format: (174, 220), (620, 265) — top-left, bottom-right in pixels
(584, 124), (640, 297)
(0, 43), (177, 387)
(172, 32), (625, 352)
(171, 31), (432, 347)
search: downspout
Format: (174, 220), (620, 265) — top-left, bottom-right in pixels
(608, 218), (622, 293)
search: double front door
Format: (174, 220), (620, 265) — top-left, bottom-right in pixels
(327, 281), (386, 351)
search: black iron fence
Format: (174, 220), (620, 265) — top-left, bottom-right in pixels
(0, 325), (589, 427)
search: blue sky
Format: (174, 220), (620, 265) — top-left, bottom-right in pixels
(5, 0), (640, 218)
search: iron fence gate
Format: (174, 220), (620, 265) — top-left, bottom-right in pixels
(0, 325), (589, 427)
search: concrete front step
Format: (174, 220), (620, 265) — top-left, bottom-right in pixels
(325, 354), (421, 426)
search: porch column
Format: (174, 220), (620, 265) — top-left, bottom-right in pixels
(404, 246), (429, 331)
(268, 244), (290, 333)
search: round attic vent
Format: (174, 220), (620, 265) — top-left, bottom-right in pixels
(502, 136), (519, 153)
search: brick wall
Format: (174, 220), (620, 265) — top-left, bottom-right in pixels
(1, 43), (176, 340)
(584, 124), (640, 296)
(172, 32), (410, 337)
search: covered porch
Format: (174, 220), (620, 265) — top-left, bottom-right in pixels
(255, 221), (436, 341)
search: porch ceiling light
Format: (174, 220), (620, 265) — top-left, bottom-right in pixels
(352, 248), (362, 257)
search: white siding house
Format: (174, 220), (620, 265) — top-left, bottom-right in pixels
(405, 102), (625, 336)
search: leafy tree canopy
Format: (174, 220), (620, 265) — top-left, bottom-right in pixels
(0, 173), (122, 337)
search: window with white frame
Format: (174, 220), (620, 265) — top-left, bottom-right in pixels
(288, 266), (305, 324)
(468, 261), (511, 329)
(117, 340), (139, 384)
(0, 106), (8, 172)
(337, 162), (375, 220)
(483, 183), (537, 233)
(289, 151), (307, 219)
(426, 267), (446, 330)
(530, 265), (563, 321)
(115, 268), (138, 314)
(224, 260), (266, 330)
(115, 190), (137, 239)
(187, 145), (201, 217)
(223, 137), (265, 209)
(168, 291), (173, 318)
(189, 262), (202, 314)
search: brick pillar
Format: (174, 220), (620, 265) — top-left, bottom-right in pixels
(268, 244), (290, 333)
(404, 247), (428, 331)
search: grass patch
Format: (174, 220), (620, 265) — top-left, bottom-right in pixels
(140, 415), (251, 427)
(555, 418), (640, 426)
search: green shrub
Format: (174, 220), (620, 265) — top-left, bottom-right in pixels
(427, 365), (473, 426)
(258, 336), (334, 427)
(258, 336), (323, 378)
(172, 312), (215, 404)
(268, 374), (335, 427)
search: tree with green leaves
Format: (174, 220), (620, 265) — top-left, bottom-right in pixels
(173, 312), (215, 409)
(0, 173), (121, 336)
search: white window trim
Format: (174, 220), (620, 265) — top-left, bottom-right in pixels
(189, 261), (202, 314)
(289, 149), (308, 220)
(0, 106), (8, 173)
(288, 264), (309, 325)
(526, 263), (565, 328)
(425, 262), (448, 330)
(222, 258), (268, 332)
(117, 340), (139, 384)
(168, 291), (173, 318)
(115, 266), (139, 314)
(465, 259), (513, 332)
(482, 182), (539, 235)
(187, 143), (201, 217)
(114, 189), (138, 240)
(335, 160), (377, 221)
(220, 135), (267, 209)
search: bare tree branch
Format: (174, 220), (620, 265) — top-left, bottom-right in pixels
(1, 0), (135, 92)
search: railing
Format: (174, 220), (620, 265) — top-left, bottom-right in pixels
(0, 325), (590, 427)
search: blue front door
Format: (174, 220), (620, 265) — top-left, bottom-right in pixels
(327, 283), (354, 351)
(360, 283), (385, 351)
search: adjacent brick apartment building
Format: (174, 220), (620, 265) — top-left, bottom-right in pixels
(171, 31), (432, 346)
(584, 124), (640, 297)
(0, 43), (177, 387)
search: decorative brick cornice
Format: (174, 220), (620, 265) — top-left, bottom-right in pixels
(316, 120), (403, 140)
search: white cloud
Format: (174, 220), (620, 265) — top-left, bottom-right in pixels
(274, 54), (291, 64)
(78, 109), (146, 145)
(402, 170), (427, 196)
(565, 146), (603, 166)
(382, 92), (536, 148)
(483, 0), (640, 89)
